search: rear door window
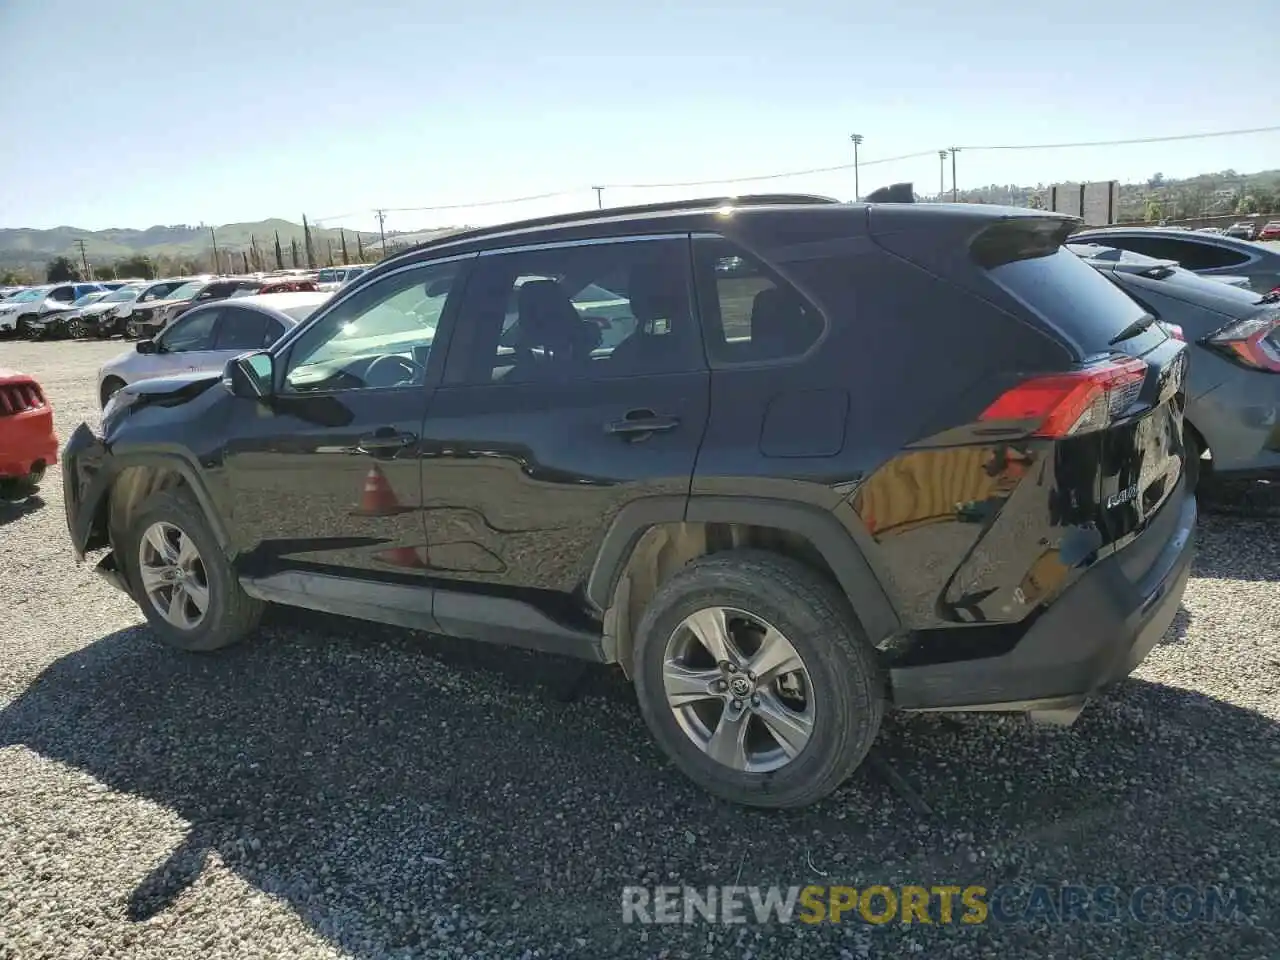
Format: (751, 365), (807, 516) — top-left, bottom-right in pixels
(988, 247), (1168, 357)
(214, 307), (272, 350)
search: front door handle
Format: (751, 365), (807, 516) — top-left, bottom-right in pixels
(352, 430), (417, 456)
(605, 411), (680, 437)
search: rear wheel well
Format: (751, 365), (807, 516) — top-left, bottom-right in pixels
(602, 521), (844, 677)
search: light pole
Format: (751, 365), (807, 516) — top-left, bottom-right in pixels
(850, 134), (864, 201)
(950, 147), (960, 202)
(592, 186), (604, 209)
(938, 150), (948, 200)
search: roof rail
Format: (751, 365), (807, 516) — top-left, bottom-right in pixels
(390, 193), (843, 257)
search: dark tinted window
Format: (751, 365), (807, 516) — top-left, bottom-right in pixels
(449, 238), (700, 385)
(160, 308), (219, 352)
(1095, 235), (1250, 270)
(692, 238), (824, 364)
(989, 248), (1167, 355)
(214, 307), (272, 349)
(50, 286), (76, 302)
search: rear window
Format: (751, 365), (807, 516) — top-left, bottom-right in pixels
(989, 247), (1168, 356)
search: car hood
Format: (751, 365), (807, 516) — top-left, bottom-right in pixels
(79, 301), (119, 316)
(120, 370), (223, 401)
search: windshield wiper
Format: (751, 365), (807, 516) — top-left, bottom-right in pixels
(1108, 313), (1158, 346)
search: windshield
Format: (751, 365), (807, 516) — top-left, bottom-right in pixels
(165, 280), (205, 301)
(103, 287), (140, 303)
(9, 287), (49, 303)
(317, 269), (342, 283)
(71, 292), (107, 307)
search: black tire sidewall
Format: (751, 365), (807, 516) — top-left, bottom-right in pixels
(632, 555), (882, 807)
(121, 491), (246, 652)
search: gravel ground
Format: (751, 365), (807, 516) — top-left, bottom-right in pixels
(1, 339), (1278, 960)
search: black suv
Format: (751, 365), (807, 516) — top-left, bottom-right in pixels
(62, 194), (1196, 808)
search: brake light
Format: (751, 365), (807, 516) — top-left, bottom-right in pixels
(1204, 311), (1280, 372)
(979, 358), (1148, 438)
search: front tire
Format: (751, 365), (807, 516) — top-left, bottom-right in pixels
(119, 488), (263, 652)
(632, 550), (884, 809)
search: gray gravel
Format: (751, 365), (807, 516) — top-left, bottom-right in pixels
(1, 338), (1277, 960)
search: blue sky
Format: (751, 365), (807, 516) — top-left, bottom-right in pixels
(1, 0), (1277, 234)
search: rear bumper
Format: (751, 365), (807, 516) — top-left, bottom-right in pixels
(890, 485), (1196, 711)
(1188, 369), (1280, 479)
(0, 409), (59, 481)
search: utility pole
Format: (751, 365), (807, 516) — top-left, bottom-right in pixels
(850, 134), (863, 201)
(74, 239), (91, 280)
(938, 150), (948, 200)
(950, 147), (960, 202)
(210, 227), (220, 273)
(374, 208), (387, 256)
(592, 186), (604, 209)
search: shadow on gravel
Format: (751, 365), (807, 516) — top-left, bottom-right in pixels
(0, 494), (45, 526)
(2, 609), (1277, 958)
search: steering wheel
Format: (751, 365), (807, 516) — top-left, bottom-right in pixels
(364, 354), (424, 389)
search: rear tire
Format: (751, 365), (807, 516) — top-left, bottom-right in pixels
(632, 550), (884, 809)
(1184, 425), (1206, 493)
(119, 488), (263, 652)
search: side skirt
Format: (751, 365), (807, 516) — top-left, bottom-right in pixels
(239, 571), (606, 662)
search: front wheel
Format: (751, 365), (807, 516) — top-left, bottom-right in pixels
(65, 317), (84, 339)
(119, 489), (264, 652)
(632, 550), (884, 809)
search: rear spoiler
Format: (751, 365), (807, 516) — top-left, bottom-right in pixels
(864, 182), (916, 203)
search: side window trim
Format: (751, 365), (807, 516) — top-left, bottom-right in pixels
(691, 234), (829, 370)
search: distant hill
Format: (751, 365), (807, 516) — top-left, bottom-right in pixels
(6, 166), (1280, 280)
(0, 219), (387, 278)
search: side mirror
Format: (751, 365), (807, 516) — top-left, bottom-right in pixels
(223, 350), (275, 399)
(136, 339), (157, 355)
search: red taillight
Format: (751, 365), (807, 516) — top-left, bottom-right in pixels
(1205, 312), (1280, 372)
(1160, 322), (1186, 342)
(979, 358), (1148, 438)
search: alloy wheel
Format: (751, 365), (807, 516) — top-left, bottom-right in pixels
(137, 521), (210, 630)
(662, 606), (815, 773)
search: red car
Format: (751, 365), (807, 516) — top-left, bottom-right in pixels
(0, 369), (58, 501)
(1258, 221), (1280, 242)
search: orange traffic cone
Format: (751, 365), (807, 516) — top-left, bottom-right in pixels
(352, 464), (412, 517)
(374, 544), (428, 568)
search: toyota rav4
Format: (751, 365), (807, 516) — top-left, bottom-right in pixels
(61, 194), (1196, 808)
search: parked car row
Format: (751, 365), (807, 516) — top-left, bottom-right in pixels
(0, 271), (327, 341)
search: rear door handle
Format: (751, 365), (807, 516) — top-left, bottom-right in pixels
(605, 413), (680, 436)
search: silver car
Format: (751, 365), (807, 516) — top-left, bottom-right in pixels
(1071, 242), (1280, 487)
(97, 291), (330, 407)
(1073, 226), (1280, 296)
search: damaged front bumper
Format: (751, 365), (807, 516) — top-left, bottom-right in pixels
(62, 422), (132, 593)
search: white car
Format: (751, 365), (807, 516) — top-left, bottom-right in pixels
(96, 291), (330, 407)
(0, 282), (107, 336)
(315, 264), (371, 292)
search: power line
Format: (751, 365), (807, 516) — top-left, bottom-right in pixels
(311, 123), (1280, 225)
(961, 124), (1280, 152)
